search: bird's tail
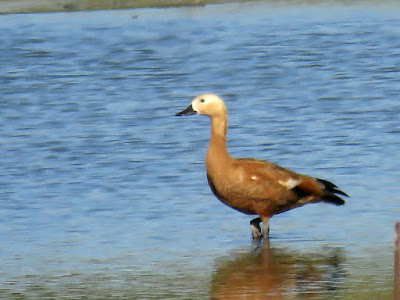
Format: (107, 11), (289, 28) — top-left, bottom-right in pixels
(317, 178), (349, 206)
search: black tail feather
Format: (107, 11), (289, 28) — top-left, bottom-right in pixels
(323, 194), (346, 206)
(317, 178), (348, 206)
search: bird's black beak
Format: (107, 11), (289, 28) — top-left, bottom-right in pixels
(175, 104), (197, 116)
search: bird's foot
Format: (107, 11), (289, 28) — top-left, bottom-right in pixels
(250, 217), (262, 241)
(250, 217), (270, 241)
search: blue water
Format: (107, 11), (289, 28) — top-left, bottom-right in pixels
(1, 2), (400, 298)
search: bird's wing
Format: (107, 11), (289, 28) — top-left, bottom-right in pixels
(232, 158), (325, 200)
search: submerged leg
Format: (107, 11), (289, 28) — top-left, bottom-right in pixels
(261, 216), (270, 240)
(250, 217), (262, 240)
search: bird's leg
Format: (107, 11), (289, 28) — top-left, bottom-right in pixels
(261, 216), (270, 240)
(250, 217), (262, 240)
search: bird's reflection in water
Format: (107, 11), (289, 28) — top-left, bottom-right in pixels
(211, 242), (346, 299)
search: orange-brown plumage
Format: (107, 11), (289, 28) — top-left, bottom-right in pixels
(176, 94), (348, 239)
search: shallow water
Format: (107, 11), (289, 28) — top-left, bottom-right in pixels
(1, 2), (400, 299)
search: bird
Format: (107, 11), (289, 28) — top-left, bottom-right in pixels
(176, 94), (348, 240)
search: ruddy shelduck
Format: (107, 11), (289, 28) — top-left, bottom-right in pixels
(176, 94), (348, 240)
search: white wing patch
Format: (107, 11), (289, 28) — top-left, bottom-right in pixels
(279, 178), (301, 190)
(251, 175), (259, 180)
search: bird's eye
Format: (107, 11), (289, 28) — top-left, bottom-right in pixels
(200, 99), (205, 103)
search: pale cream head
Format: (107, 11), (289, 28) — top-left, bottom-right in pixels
(191, 94), (227, 118)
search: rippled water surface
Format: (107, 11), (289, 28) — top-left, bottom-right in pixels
(1, 2), (400, 299)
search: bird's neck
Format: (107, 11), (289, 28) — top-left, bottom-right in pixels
(206, 115), (230, 173)
(211, 114), (228, 138)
